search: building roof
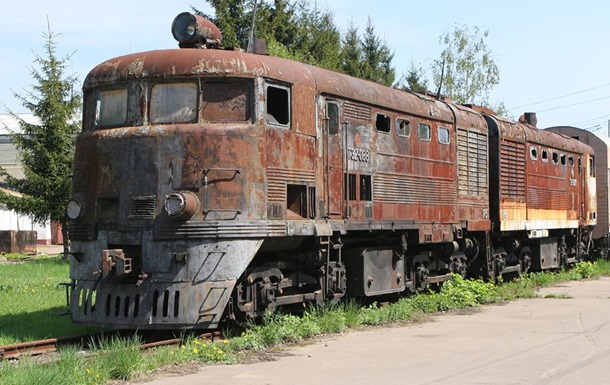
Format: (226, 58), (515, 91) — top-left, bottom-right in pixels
(0, 114), (39, 135)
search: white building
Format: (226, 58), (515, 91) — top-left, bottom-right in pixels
(0, 114), (53, 244)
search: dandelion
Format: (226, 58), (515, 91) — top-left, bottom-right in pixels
(194, 340), (201, 345)
(193, 348), (199, 354)
(181, 345), (186, 349)
(222, 339), (229, 344)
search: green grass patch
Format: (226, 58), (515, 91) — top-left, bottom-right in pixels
(0, 252), (29, 260)
(0, 257), (96, 345)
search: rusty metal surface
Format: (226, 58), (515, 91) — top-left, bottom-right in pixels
(546, 126), (605, 239)
(486, 114), (595, 233)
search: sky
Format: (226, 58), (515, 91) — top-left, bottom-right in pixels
(1, 1), (610, 137)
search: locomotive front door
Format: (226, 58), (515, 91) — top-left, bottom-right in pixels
(323, 99), (344, 217)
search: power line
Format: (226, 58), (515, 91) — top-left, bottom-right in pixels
(536, 95), (610, 113)
(508, 82), (610, 111)
(569, 113), (610, 127)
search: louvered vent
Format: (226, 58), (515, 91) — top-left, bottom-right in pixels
(457, 129), (488, 196)
(344, 101), (371, 123)
(500, 140), (526, 199)
(129, 195), (157, 219)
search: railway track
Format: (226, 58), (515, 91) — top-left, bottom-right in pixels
(0, 331), (221, 360)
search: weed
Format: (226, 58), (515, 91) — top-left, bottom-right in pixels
(544, 293), (572, 299)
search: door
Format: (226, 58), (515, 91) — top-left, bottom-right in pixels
(323, 99), (344, 217)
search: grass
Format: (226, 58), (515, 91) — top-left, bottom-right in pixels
(0, 257), (96, 345)
(0, 259), (609, 385)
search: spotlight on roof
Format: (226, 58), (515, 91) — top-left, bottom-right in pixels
(171, 12), (223, 49)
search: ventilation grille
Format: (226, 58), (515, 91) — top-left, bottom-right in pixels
(267, 167), (316, 203)
(67, 223), (97, 241)
(374, 172), (457, 206)
(499, 140), (526, 199)
(129, 195), (157, 219)
(73, 286), (181, 320)
(458, 129), (488, 196)
(344, 101), (371, 123)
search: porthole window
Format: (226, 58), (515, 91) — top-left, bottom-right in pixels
(530, 146), (538, 160)
(418, 123), (431, 141)
(552, 151), (559, 164)
(438, 127), (450, 145)
(396, 118), (411, 137)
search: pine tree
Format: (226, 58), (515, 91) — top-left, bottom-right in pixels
(192, 0), (252, 49)
(359, 17), (395, 87)
(340, 20), (364, 78)
(0, 22), (81, 228)
(397, 59), (429, 92)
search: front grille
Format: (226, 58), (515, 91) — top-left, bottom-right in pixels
(67, 223), (97, 240)
(72, 285), (181, 320)
(129, 195), (157, 219)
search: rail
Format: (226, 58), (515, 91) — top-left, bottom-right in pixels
(0, 331), (222, 361)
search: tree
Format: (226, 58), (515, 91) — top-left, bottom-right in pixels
(290, 0), (341, 70)
(431, 24), (499, 105)
(339, 20), (364, 78)
(192, 0), (252, 49)
(397, 58), (429, 92)
(360, 17), (395, 87)
(0, 22), (81, 228)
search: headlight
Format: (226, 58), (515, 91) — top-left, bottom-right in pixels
(66, 199), (83, 220)
(171, 12), (222, 48)
(164, 191), (200, 219)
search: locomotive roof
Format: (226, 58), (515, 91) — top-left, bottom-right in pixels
(84, 48), (454, 123)
(485, 115), (594, 155)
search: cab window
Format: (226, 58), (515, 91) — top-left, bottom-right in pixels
(94, 88), (128, 128)
(150, 83), (198, 124)
(266, 84), (290, 126)
(202, 81), (251, 122)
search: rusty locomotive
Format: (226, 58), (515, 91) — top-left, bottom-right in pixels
(65, 13), (597, 329)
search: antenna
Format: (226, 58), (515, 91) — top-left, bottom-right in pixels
(435, 60), (445, 100)
(247, 1), (259, 53)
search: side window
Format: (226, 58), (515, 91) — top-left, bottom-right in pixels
(568, 156), (574, 167)
(150, 83), (198, 124)
(327, 102), (339, 135)
(438, 127), (450, 145)
(396, 118), (411, 137)
(552, 151), (559, 164)
(530, 146), (538, 161)
(202, 81), (250, 122)
(375, 113), (391, 133)
(418, 123), (431, 141)
(360, 175), (372, 201)
(94, 88), (128, 128)
(541, 149), (549, 163)
(560, 154), (566, 166)
(266, 84), (290, 126)
(590, 156), (595, 177)
(345, 173), (357, 200)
